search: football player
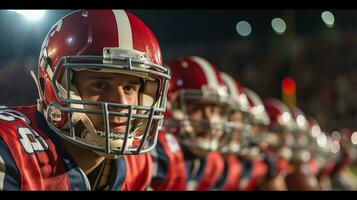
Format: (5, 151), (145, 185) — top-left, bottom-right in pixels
(165, 56), (228, 190)
(0, 10), (170, 190)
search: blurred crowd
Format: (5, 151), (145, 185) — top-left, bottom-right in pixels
(164, 31), (357, 133)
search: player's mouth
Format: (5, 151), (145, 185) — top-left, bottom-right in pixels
(96, 122), (131, 140)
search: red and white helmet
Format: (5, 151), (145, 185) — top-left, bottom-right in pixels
(244, 88), (270, 126)
(290, 106), (309, 133)
(219, 72), (250, 154)
(263, 98), (296, 159)
(166, 56), (229, 153)
(328, 129), (355, 170)
(307, 117), (322, 138)
(220, 72), (250, 113)
(242, 88), (271, 153)
(338, 128), (357, 163)
(36, 10), (170, 157)
(263, 98), (296, 132)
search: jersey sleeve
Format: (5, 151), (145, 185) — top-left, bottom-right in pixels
(150, 138), (168, 184)
(0, 137), (21, 190)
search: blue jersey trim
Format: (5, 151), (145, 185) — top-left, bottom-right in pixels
(109, 156), (126, 190)
(213, 159), (228, 190)
(151, 140), (168, 183)
(0, 137), (21, 190)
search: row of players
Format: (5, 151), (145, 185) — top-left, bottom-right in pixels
(150, 55), (357, 191)
(0, 9), (355, 190)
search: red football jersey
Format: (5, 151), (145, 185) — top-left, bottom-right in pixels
(150, 130), (186, 190)
(122, 153), (152, 190)
(221, 155), (242, 191)
(307, 159), (320, 177)
(238, 158), (268, 191)
(0, 105), (151, 190)
(193, 151), (225, 191)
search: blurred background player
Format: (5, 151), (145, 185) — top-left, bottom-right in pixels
(284, 106), (321, 190)
(329, 129), (357, 190)
(243, 88), (286, 191)
(165, 56), (228, 190)
(260, 98), (296, 190)
(212, 72), (249, 190)
(149, 105), (187, 190)
(306, 117), (336, 190)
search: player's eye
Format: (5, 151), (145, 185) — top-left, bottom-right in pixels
(92, 81), (109, 91)
(123, 84), (140, 95)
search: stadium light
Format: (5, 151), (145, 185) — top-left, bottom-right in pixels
(321, 11), (335, 28)
(281, 76), (296, 107)
(8, 10), (46, 21)
(236, 20), (252, 37)
(271, 18), (286, 35)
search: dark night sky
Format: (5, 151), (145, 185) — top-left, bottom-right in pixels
(0, 9), (357, 61)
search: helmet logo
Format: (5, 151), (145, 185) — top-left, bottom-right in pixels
(81, 10), (88, 17)
(47, 106), (62, 122)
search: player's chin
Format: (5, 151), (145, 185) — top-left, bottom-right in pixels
(98, 137), (134, 156)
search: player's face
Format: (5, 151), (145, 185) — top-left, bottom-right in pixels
(250, 124), (269, 147)
(185, 100), (225, 137)
(226, 110), (244, 152)
(73, 71), (141, 133)
(281, 129), (295, 147)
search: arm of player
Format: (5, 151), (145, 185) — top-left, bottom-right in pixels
(0, 137), (21, 190)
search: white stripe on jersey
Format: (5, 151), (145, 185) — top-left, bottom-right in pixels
(221, 72), (239, 98)
(0, 154), (5, 190)
(78, 168), (91, 191)
(190, 56), (219, 88)
(112, 10), (133, 49)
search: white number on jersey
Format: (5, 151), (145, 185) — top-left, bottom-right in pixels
(164, 134), (181, 153)
(18, 127), (49, 154)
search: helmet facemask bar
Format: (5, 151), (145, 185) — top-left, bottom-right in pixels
(45, 53), (170, 156)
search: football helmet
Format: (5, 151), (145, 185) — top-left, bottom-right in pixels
(263, 98), (296, 133)
(263, 98), (296, 160)
(307, 117), (322, 138)
(338, 128), (357, 164)
(36, 10), (170, 157)
(289, 106), (312, 163)
(244, 88), (271, 147)
(219, 72), (250, 155)
(328, 130), (355, 174)
(167, 56), (229, 156)
(306, 117), (327, 166)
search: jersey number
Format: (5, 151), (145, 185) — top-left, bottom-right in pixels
(18, 127), (49, 154)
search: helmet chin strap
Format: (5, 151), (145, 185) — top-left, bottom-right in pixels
(30, 70), (45, 113)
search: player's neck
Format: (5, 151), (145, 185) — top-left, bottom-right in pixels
(60, 138), (105, 175)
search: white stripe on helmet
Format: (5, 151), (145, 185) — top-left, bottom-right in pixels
(190, 56), (219, 88)
(112, 10), (133, 49)
(221, 72), (239, 98)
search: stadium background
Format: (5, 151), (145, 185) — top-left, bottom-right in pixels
(0, 9), (355, 142)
